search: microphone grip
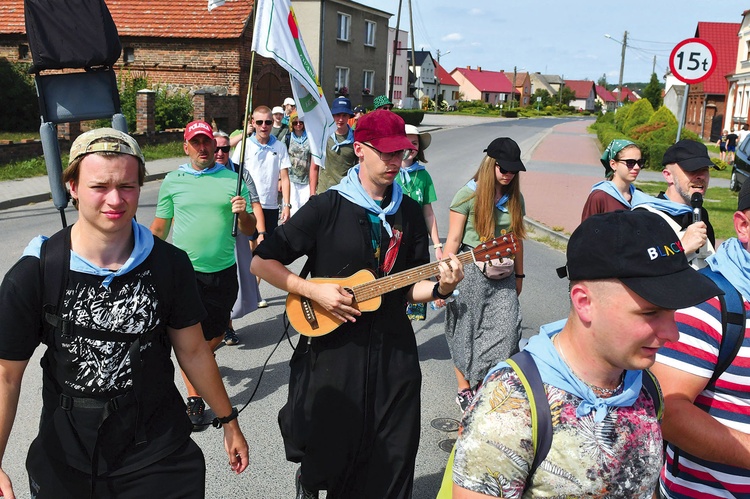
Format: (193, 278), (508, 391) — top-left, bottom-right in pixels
(692, 208), (701, 224)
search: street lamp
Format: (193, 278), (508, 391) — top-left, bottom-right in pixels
(604, 32), (628, 108)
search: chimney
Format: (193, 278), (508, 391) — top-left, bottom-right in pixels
(477, 66), (482, 71)
(466, 65), (471, 70)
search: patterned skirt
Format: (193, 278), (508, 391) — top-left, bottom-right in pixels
(445, 263), (521, 386)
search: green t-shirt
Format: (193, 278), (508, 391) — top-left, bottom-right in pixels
(317, 133), (357, 193)
(155, 166), (251, 273)
(450, 185), (525, 248)
(395, 168), (437, 207)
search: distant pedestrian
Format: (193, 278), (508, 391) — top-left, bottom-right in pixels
(286, 112), (317, 214)
(581, 139), (648, 221)
(727, 128), (739, 164)
(213, 130), (263, 346)
(373, 94), (394, 111)
(282, 97), (296, 126)
(444, 137), (526, 413)
(315, 97), (357, 193)
(717, 130), (728, 163)
(349, 104), (366, 129)
(151, 120), (256, 429)
(271, 105), (290, 144)
(398, 124), (441, 321)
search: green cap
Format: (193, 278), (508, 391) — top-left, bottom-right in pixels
(69, 128), (144, 166)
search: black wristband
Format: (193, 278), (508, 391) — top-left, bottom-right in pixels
(258, 231), (268, 236)
(432, 282), (453, 300)
(516, 273), (525, 279)
(212, 407), (239, 428)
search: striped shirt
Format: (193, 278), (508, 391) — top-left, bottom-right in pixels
(655, 297), (750, 498)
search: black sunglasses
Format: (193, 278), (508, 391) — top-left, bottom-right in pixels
(216, 145), (231, 153)
(254, 119), (273, 126)
(618, 158), (645, 168)
(495, 163), (515, 175)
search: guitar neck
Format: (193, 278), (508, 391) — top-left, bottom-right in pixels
(352, 251), (477, 302)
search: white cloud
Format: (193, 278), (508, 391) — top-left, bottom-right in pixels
(471, 42), (481, 47)
(442, 33), (463, 42)
(469, 8), (482, 15)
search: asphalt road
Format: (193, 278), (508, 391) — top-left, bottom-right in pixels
(0, 117), (574, 498)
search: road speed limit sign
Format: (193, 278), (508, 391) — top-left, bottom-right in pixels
(669, 38), (717, 84)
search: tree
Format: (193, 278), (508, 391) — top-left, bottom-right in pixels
(530, 88), (553, 108)
(597, 73), (608, 88)
(0, 58), (39, 132)
(558, 86), (576, 106)
(641, 73), (663, 110)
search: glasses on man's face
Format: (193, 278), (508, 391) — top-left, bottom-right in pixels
(618, 158), (644, 168)
(216, 145), (231, 153)
(382, 105), (394, 111)
(361, 142), (410, 162)
(292, 121), (304, 127)
(254, 119), (273, 126)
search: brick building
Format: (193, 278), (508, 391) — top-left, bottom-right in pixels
(0, 0), (292, 133)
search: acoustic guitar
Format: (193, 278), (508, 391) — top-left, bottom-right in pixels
(285, 234), (518, 337)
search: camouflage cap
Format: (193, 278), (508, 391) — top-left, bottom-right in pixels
(69, 128), (144, 166)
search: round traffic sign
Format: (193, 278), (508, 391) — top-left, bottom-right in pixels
(669, 38), (717, 84)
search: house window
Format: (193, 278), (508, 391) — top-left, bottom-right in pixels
(337, 13), (351, 41)
(18, 44), (29, 60)
(335, 67), (350, 93)
(363, 70), (374, 95)
(394, 90), (402, 99)
(746, 41), (750, 61)
(123, 47), (135, 63)
(365, 20), (376, 46)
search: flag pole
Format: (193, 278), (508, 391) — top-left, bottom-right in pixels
(232, 2), (260, 237)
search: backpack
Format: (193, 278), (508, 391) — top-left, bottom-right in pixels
(436, 349), (663, 498)
(669, 267), (746, 476)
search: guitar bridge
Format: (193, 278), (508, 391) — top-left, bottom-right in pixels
(301, 297), (319, 330)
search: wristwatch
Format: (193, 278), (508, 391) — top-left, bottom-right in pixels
(282, 203), (292, 208)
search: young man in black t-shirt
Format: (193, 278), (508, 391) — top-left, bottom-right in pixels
(0, 128), (248, 498)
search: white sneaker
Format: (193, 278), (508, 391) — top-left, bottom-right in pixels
(257, 299), (268, 308)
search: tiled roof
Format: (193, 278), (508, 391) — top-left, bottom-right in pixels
(407, 50), (433, 67)
(564, 79), (596, 99)
(451, 67), (514, 93)
(695, 21), (741, 95)
(436, 63), (459, 86)
(596, 85), (616, 102)
(611, 87), (639, 102)
(0, 0), (252, 39)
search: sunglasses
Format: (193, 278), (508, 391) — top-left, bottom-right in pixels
(495, 163), (515, 175)
(361, 142), (410, 162)
(381, 105), (394, 111)
(254, 119), (273, 126)
(618, 158), (644, 168)
(216, 145), (231, 153)
(292, 121), (304, 126)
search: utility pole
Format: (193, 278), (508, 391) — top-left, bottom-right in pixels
(408, 0), (417, 109)
(652, 55), (656, 75)
(435, 49), (450, 111)
(512, 66), (518, 109)
(617, 30), (628, 107)
(388, 0), (403, 102)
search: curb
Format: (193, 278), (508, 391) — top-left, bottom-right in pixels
(524, 217), (569, 247)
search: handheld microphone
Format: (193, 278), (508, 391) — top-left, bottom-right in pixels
(691, 193), (703, 224)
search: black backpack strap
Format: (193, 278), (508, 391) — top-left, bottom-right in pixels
(41, 226), (73, 341)
(506, 350), (553, 488)
(641, 369), (663, 421)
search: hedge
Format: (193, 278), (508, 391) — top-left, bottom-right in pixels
(392, 109), (424, 126)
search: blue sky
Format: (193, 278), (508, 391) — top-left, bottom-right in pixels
(360, 0), (743, 83)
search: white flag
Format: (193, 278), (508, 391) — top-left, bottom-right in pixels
(252, 0), (335, 165)
(207, 0), (225, 11)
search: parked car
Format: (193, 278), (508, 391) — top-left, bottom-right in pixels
(731, 135), (750, 192)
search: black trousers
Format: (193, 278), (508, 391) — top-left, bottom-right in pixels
(26, 438), (205, 498)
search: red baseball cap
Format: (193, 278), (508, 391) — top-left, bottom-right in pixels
(184, 120), (213, 141)
(354, 110), (416, 153)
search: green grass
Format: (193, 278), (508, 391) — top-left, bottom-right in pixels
(0, 141), (184, 181)
(0, 131), (40, 142)
(635, 180), (738, 240)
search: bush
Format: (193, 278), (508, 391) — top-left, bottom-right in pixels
(648, 106), (677, 127)
(153, 85), (193, 131)
(392, 109), (424, 126)
(621, 99), (654, 134)
(502, 110), (518, 118)
(456, 100), (487, 111)
(0, 59), (39, 132)
(712, 157), (730, 171)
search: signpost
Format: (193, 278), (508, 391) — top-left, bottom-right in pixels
(669, 38), (717, 141)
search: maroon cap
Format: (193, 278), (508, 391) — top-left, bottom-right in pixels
(184, 120), (213, 141)
(354, 110), (417, 153)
